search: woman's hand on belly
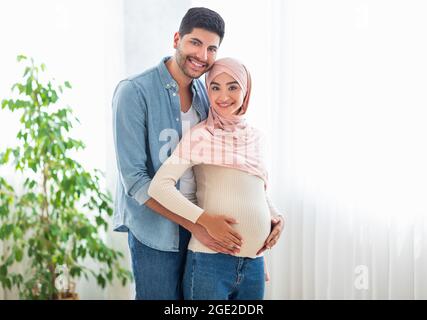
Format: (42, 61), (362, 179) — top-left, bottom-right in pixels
(190, 223), (240, 255)
(196, 212), (243, 252)
(256, 215), (285, 255)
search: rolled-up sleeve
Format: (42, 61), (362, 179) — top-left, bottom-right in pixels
(113, 80), (151, 205)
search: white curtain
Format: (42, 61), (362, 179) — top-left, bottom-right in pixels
(267, 0), (427, 299)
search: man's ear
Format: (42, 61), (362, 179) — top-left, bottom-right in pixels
(173, 32), (181, 49)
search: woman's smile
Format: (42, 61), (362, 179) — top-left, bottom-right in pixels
(209, 72), (244, 117)
(216, 102), (234, 108)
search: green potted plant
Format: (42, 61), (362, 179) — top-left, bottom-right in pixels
(0, 55), (132, 299)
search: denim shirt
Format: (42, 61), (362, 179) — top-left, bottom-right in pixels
(112, 57), (209, 252)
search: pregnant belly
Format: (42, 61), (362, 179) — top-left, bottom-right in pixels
(189, 201), (272, 258)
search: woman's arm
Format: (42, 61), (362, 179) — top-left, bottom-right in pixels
(144, 198), (238, 255)
(148, 154), (243, 250)
(148, 154), (204, 223)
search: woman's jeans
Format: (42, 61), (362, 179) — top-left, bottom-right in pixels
(183, 250), (265, 300)
(128, 227), (191, 300)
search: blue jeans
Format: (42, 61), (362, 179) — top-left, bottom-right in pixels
(128, 227), (191, 300)
(183, 250), (265, 300)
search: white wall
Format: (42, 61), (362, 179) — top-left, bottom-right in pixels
(122, 0), (191, 75)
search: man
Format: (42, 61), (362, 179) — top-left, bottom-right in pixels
(112, 7), (283, 300)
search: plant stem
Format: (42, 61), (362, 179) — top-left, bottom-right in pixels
(42, 164), (49, 221)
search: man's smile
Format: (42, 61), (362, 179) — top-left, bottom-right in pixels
(187, 57), (207, 69)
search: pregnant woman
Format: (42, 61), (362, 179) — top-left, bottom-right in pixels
(148, 57), (284, 300)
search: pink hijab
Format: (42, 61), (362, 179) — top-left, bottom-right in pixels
(174, 57), (268, 186)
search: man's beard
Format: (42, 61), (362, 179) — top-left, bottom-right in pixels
(175, 48), (211, 79)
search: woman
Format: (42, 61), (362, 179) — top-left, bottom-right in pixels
(148, 57), (283, 300)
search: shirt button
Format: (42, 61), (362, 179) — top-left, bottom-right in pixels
(176, 118), (179, 122)
(172, 93), (176, 96)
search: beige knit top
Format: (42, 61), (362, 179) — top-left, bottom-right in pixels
(148, 154), (281, 258)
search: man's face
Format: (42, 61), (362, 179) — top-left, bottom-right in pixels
(174, 28), (220, 79)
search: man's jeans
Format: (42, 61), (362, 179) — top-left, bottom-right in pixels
(183, 250), (265, 300)
(128, 227), (191, 300)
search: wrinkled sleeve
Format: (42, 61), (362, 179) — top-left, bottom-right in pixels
(112, 80), (151, 205)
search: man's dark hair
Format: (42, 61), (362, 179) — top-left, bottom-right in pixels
(179, 7), (225, 44)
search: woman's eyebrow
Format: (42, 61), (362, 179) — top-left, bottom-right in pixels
(210, 81), (239, 86)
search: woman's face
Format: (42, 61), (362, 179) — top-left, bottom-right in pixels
(208, 72), (244, 117)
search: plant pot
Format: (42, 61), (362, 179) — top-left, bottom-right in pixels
(56, 292), (79, 300)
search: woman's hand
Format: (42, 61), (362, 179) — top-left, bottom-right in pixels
(196, 212), (243, 252)
(256, 215), (285, 255)
(190, 223), (239, 255)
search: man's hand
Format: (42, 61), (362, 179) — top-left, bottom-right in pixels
(190, 223), (239, 255)
(257, 215), (285, 255)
